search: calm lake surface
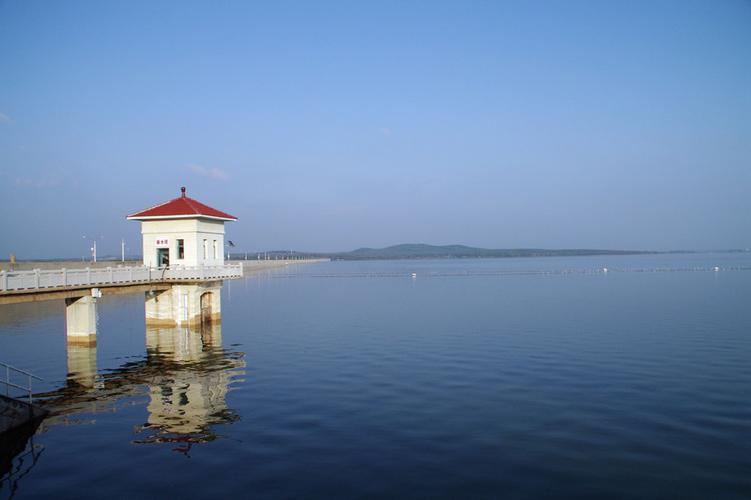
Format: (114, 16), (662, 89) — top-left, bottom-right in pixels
(1, 253), (750, 499)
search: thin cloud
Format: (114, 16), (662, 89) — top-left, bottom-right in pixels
(187, 164), (229, 181)
(0, 112), (10, 123)
(13, 169), (74, 188)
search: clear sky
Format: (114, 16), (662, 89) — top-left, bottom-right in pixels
(1, 1), (749, 258)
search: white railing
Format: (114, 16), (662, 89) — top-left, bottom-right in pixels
(0, 264), (244, 293)
(1, 361), (42, 404)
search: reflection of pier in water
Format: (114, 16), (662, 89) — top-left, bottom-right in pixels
(39, 320), (245, 451)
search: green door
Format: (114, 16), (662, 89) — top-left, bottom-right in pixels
(157, 248), (170, 267)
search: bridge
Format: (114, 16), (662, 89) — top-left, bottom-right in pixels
(0, 263), (244, 346)
(0, 264), (243, 304)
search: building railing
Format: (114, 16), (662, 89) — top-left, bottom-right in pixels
(0, 264), (244, 293)
(1, 361), (43, 404)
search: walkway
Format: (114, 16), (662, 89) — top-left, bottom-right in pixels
(0, 264), (244, 304)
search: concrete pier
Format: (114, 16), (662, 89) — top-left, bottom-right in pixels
(65, 295), (98, 346)
(0, 395), (47, 435)
(145, 281), (222, 328)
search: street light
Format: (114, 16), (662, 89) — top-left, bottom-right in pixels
(82, 235), (102, 263)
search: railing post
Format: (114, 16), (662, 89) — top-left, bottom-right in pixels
(129, 267), (133, 282)
(108, 267), (113, 283)
(1, 270), (6, 291)
(86, 267), (91, 284)
(34, 269), (40, 288)
(62, 268), (67, 286)
(28, 374), (32, 404)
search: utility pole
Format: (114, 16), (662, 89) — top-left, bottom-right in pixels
(121, 238), (125, 263)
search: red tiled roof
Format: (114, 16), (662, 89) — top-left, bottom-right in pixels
(127, 188), (237, 221)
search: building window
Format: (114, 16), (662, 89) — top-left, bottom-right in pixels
(203, 239), (208, 260)
(177, 239), (184, 260)
(213, 240), (218, 259)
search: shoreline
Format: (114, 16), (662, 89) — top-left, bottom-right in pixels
(0, 259), (329, 272)
(235, 259), (330, 273)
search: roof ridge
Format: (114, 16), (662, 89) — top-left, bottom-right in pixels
(183, 196), (201, 214)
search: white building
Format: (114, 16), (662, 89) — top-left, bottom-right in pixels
(127, 187), (237, 267)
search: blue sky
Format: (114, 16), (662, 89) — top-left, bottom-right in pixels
(1, 1), (749, 258)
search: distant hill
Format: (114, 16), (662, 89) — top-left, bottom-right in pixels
(326, 244), (654, 260)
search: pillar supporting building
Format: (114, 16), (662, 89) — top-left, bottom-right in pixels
(145, 281), (222, 328)
(65, 293), (99, 346)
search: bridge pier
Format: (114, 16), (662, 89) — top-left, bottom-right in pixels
(65, 295), (98, 346)
(145, 281), (222, 328)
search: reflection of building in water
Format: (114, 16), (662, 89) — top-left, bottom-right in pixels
(138, 323), (243, 444)
(66, 344), (98, 388)
(39, 318), (245, 451)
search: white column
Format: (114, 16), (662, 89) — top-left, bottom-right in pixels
(65, 295), (98, 346)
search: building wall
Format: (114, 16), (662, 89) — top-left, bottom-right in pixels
(140, 218), (226, 267)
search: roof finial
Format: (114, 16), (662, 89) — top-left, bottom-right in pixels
(181, 186), (186, 198)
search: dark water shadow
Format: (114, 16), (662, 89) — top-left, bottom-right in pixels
(0, 420), (45, 499)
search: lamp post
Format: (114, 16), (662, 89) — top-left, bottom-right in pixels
(225, 240), (236, 262)
(82, 235), (102, 263)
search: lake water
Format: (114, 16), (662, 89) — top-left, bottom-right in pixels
(1, 253), (750, 499)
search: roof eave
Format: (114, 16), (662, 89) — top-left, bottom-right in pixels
(126, 214), (237, 222)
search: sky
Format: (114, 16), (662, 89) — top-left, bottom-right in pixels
(1, 0), (749, 258)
